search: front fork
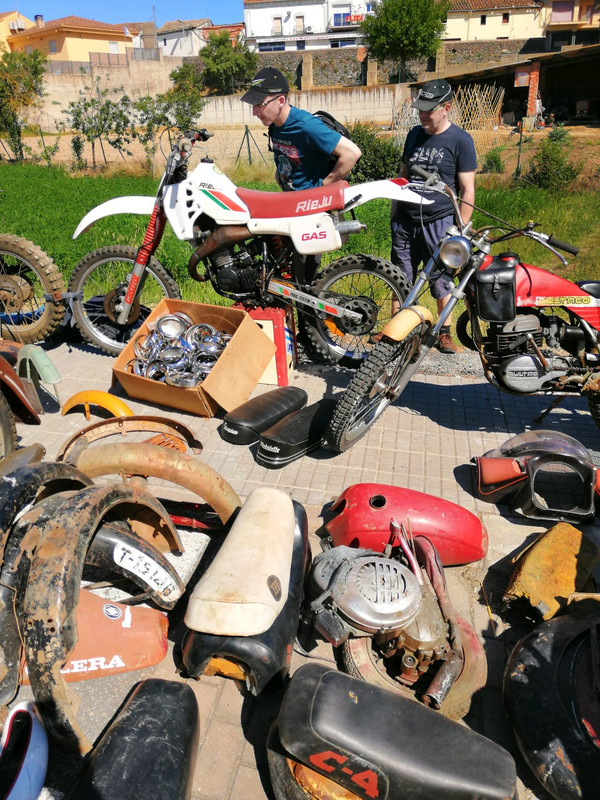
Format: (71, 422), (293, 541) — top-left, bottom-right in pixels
(116, 204), (167, 326)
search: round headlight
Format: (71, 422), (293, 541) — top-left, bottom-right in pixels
(439, 236), (472, 270)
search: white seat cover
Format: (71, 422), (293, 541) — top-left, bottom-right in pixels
(184, 487), (296, 636)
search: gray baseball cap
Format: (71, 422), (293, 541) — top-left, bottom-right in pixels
(411, 80), (453, 111)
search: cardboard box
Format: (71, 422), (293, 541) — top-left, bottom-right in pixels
(240, 306), (297, 387)
(112, 299), (276, 417)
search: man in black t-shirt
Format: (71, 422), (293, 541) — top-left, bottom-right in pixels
(391, 80), (477, 354)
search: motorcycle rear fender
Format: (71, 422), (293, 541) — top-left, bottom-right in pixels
(324, 483), (488, 566)
(73, 196), (156, 239)
(275, 663), (517, 800)
(380, 305), (433, 341)
(61, 390), (134, 420)
(0, 354), (40, 424)
(343, 179), (434, 209)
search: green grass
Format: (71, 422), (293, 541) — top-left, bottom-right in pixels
(1, 164), (598, 311)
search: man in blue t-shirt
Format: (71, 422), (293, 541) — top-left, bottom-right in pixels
(241, 67), (361, 192)
(391, 79), (477, 354)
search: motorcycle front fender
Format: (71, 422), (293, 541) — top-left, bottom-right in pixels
(73, 196), (156, 239)
(0, 355), (40, 425)
(61, 390), (134, 420)
(381, 305), (433, 341)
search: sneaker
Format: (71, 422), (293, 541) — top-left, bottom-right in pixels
(437, 332), (459, 354)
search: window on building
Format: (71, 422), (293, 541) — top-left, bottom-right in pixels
(109, 41), (119, 54)
(330, 38), (355, 47)
(295, 15), (304, 32)
(297, 40), (306, 49)
(273, 16), (283, 34)
(502, 12), (510, 23)
(25, 44), (33, 54)
(551, 0), (574, 22)
(48, 39), (57, 53)
(163, 38), (167, 46)
(366, 2), (373, 10)
(480, 14), (486, 24)
(333, 5), (351, 26)
(259, 40), (285, 51)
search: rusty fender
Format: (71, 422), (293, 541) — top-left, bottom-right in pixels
(56, 415), (203, 464)
(69, 442), (241, 525)
(21, 482), (179, 753)
(0, 461), (92, 564)
(0, 443), (46, 478)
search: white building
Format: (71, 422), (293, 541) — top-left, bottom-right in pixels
(244, 0), (374, 51)
(244, 0), (544, 52)
(156, 18), (212, 57)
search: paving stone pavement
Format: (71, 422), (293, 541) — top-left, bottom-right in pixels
(10, 337), (600, 800)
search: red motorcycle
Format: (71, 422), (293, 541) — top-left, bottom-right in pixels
(326, 166), (597, 452)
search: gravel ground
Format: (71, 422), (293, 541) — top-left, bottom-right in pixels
(417, 346), (481, 377)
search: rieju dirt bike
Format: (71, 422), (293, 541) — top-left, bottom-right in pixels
(326, 165), (594, 452)
(69, 129), (428, 364)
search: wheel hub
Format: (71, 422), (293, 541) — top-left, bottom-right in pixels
(103, 289), (141, 325)
(336, 296), (379, 336)
(0, 275), (29, 313)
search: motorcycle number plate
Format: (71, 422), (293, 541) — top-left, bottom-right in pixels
(113, 542), (179, 598)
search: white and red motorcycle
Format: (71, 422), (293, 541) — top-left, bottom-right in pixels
(70, 129), (429, 365)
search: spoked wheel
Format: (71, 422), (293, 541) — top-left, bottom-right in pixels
(301, 255), (410, 368)
(338, 615), (487, 721)
(0, 234), (66, 343)
(68, 246), (180, 356)
(0, 392), (17, 460)
(326, 330), (424, 453)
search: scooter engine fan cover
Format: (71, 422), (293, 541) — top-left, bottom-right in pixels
(309, 546), (422, 635)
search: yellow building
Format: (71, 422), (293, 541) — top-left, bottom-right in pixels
(0, 10), (34, 51)
(7, 15), (135, 64)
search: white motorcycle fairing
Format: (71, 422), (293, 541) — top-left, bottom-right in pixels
(73, 196), (156, 239)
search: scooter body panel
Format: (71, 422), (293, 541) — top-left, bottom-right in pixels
(324, 483), (488, 565)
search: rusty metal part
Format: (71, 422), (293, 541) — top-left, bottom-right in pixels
(0, 462), (92, 564)
(503, 522), (600, 621)
(0, 443), (45, 477)
(0, 354), (40, 425)
(55, 415), (202, 463)
(21, 482), (179, 753)
(69, 442), (241, 525)
(61, 391), (134, 421)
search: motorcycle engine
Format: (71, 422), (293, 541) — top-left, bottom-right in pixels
(210, 246), (260, 293)
(489, 314), (569, 392)
(305, 547), (447, 665)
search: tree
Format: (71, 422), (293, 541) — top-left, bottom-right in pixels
(163, 62), (205, 130)
(199, 31), (257, 95)
(63, 75), (134, 168)
(133, 94), (173, 171)
(361, 0), (451, 81)
(0, 47), (47, 161)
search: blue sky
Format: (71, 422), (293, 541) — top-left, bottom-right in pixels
(13, 1), (245, 28)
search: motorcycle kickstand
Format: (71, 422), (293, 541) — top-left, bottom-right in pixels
(535, 396), (566, 423)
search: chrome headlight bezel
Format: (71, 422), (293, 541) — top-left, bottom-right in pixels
(439, 236), (472, 271)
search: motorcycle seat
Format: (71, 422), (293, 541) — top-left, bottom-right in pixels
(236, 181), (349, 219)
(220, 386), (308, 445)
(184, 486), (296, 636)
(576, 280), (600, 299)
(181, 497), (309, 694)
(275, 663), (517, 800)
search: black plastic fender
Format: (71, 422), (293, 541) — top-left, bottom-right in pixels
(504, 606), (600, 800)
(21, 482), (180, 753)
(65, 679), (199, 800)
(269, 663), (517, 800)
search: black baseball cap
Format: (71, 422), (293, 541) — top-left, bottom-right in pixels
(241, 67), (289, 105)
(411, 79), (453, 111)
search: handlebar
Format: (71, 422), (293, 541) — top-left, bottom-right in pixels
(405, 165), (578, 263)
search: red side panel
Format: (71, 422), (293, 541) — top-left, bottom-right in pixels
(515, 262), (600, 330)
(324, 483), (487, 566)
(21, 589), (168, 684)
